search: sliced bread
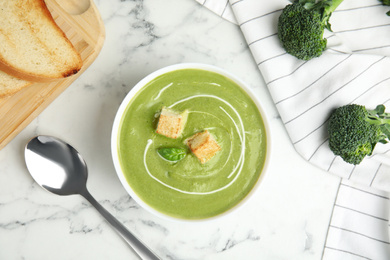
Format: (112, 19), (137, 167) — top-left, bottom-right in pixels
(0, 71), (31, 97)
(0, 0), (82, 82)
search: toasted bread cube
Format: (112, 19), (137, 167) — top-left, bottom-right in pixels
(185, 130), (221, 164)
(156, 107), (188, 139)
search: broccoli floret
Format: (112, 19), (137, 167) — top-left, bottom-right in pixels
(278, 0), (344, 60)
(380, 0), (390, 5)
(328, 104), (390, 165)
(379, 0), (390, 16)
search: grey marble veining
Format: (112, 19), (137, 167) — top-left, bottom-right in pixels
(0, 0), (341, 259)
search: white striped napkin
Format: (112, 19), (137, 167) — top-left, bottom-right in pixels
(197, 0), (390, 192)
(323, 179), (390, 260)
(196, 0), (390, 259)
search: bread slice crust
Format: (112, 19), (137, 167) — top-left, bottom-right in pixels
(0, 0), (82, 82)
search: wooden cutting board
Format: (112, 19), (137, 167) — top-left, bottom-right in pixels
(0, 0), (105, 150)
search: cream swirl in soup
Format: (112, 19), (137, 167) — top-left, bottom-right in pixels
(117, 68), (267, 219)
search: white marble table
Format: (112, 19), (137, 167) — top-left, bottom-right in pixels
(0, 0), (342, 259)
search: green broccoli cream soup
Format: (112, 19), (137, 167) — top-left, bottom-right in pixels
(117, 68), (267, 220)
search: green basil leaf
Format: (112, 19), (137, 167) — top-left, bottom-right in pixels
(157, 148), (186, 162)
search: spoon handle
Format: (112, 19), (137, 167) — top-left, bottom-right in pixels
(81, 189), (160, 260)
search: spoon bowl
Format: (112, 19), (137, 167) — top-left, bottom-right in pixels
(25, 135), (88, 196)
(24, 135), (160, 260)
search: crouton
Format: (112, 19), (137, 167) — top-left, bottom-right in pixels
(185, 130), (221, 164)
(156, 107), (188, 139)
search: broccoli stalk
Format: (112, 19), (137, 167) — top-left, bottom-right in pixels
(278, 0), (344, 60)
(328, 104), (390, 165)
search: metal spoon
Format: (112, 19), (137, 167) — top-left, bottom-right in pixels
(24, 135), (160, 260)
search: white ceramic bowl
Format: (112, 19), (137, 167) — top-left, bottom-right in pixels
(111, 63), (272, 222)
